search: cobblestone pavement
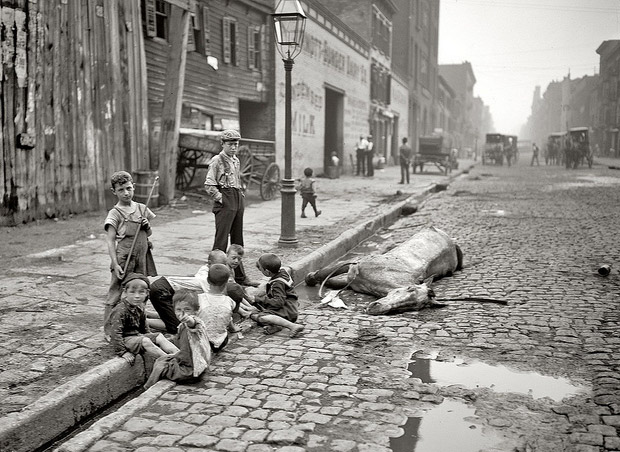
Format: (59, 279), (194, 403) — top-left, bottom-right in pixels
(0, 162), (450, 429)
(57, 157), (620, 452)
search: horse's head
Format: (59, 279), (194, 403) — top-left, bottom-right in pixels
(365, 276), (445, 315)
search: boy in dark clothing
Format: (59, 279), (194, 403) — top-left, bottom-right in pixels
(249, 253), (305, 337)
(297, 167), (321, 218)
(108, 273), (179, 365)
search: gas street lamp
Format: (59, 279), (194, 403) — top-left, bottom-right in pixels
(272, 0), (306, 247)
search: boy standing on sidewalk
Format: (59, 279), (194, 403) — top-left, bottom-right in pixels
(104, 171), (157, 340)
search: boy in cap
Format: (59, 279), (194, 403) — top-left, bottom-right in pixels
(108, 273), (179, 365)
(204, 129), (257, 286)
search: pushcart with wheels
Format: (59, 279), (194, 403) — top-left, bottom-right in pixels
(176, 131), (280, 200)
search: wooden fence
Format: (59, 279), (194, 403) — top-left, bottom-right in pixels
(0, 0), (149, 225)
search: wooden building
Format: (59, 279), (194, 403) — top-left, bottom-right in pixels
(0, 0), (149, 225)
(143, 0), (276, 153)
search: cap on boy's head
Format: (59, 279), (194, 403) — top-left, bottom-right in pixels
(122, 272), (150, 289)
(221, 129), (241, 142)
(367, 135), (373, 139)
(110, 171), (133, 189)
(173, 289), (200, 311)
(208, 263), (230, 286)
(258, 253), (281, 274)
(208, 249), (228, 265)
(303, 167), (313, 177)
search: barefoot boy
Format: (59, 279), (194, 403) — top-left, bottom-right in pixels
(108, 273), (179, 365)
(250, 253), (304, 337)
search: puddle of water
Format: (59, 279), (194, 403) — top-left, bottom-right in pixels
(390, 399), (505, 452)
(409, 354), (582, 402)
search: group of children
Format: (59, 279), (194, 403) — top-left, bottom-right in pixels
(104, 171), (305, 390)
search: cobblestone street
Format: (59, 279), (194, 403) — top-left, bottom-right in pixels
(58, 158), (620, 452)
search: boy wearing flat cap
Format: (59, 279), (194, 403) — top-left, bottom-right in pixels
(204, 129), (257, 287)
(108, 273), (179, 365)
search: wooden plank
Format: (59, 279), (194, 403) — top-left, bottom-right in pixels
(157, 5), (190, 204)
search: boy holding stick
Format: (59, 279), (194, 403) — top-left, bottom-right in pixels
(103, 171), (158, 341)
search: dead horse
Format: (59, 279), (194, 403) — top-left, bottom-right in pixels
(305, 226), (463, 315)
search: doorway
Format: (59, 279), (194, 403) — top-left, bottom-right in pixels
(324, 86), (344, 173)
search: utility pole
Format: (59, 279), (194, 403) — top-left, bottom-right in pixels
(157, 1), (195, 205)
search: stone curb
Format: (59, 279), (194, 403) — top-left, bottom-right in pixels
(2, 166), (471, 452)
(0, 357), (146, 452)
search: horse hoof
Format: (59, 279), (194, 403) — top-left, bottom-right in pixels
(305, 271), (319, 286)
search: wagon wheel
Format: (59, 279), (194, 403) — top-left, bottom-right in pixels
(260, 163), (281, 201)
(176, 148), (200, 189)
(237, 146), (254, 189)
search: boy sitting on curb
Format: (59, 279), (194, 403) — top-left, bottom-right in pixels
(248, 253), (305, 338)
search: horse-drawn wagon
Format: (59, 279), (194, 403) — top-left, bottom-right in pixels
(413, 136), (452, 175)
(175, 130), (281, 200)
(483, 133), (504, 165)
(564, 127), (593, 169)
(545, 132), (565, 165)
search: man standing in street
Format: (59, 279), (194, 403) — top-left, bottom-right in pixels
(531, 142), (540, 166)
(355, 135), (368, 176)
(366, 135), (374, 177)
(204, 129), (254, 285)
(398, 137), (412, 184)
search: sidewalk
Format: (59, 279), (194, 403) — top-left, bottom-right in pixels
(0, 161), (475, 452)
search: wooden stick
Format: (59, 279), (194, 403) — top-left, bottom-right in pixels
(122, 176), (159, 276)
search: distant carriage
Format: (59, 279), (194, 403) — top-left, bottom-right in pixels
(502, 135), (518, 166)
(546, 132), (565, 166)
(483, 133), (505, 165)
(413, 136), (452, 175)
(563, 127), (593, 169)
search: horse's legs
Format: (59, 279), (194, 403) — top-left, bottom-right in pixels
(305, 261), (353, 286)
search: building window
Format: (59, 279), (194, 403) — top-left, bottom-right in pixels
(371, 6), (391, 58)
(223, 17), (239, 65)
(248, 25), (262, 70)
(420, 51), (429, 88)
(142, 0), (169, 40)
(371, 62), (391, 105)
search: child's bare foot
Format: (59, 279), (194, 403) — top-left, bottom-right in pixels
(290, 325), (305, 338)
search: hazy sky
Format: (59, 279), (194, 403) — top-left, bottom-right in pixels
(439, 0), (620, 135)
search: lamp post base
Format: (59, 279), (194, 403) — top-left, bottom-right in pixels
(278, 178), (298, 247)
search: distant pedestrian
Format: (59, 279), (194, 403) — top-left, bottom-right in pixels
(108, 273), (179, 365)
(204, 129), (252, 286)
(398, 137), (412, 184)
(355, 135), (368, 176)
(331, 151), (340, 167)
(531, 143), (540, 166)
(297, 167), (321, 218)
(144, 289), (212, 389)
(366, 135), (375, 177)
(104, 170), (157, 340)
(249, 253), (305, 337)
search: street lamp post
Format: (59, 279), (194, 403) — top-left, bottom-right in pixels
(272, 0), (306, 247)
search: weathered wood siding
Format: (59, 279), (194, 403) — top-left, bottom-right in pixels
(145, 0), (275, 155)
(0, 0), (149, 225)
